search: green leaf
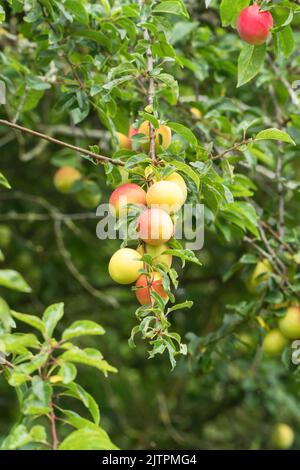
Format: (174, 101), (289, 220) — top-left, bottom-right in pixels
(1, 425), (31, 450)
(220, 0), (249, 27)
(167, 122), (198, 147)
(237, 44), (266, 87)
(0, 333), (40, 354)
(169, 160), (200, 189)
(0, 172), (11, 189)
(11, 310), (45, 335)
(164, 249), (202, 267)
(124, 153), (151, 170)
(59, 346), (117, 375)
(153, 1), (189, 18)
(62, 320), (105, 341)
(59, 427), (118, 450)
(0, 297), (15, 331)
(42, 303), (64, 338)
(58, 362), (77, 384)
(0, 5), (5, 24)
(60, 382), (100, 424)
(254, 128), (295, 145)
(0, 270), (31, 292)
(60, 409), (100, 430)
(167, 301), (193, 314)
(278, 26), (295, 57)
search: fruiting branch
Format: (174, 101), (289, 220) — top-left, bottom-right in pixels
(0, 119), (125, 167)
(138, 0), (158, 165)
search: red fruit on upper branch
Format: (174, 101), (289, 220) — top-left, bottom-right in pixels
(237, 5), (273, 45)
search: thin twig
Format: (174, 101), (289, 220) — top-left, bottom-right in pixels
(211, 139), (251, 161)
(260, 221), (295, 255)
(0, 119), (124, 166)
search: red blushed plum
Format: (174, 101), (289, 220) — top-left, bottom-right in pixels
(116, 132), (132, 150)
(109, 183), (147, 216)
(237, 5), (273, 45)
(128, 125), (139, 139)
(137, 208), (174, 246)
(135, 272), (168, 305)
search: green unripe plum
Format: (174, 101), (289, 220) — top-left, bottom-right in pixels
(54, 166), (82, 194)
(279, 307), (300, 339)
(262, 329), (288, 356)
(247, 259), (272, 292)
(77, 181), (101, 209)
(272, 423), (294, 450)
(108, 248), (143, 284)
(0, 225), (12, 248)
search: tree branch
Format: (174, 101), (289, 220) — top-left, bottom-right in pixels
(139, 0), (157, 165)
(0, 119), (124, 166)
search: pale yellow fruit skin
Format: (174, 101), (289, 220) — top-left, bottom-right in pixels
(138, 208), (174, 246)
(262, 329), (288, 356)
(137, 244), (172, 268)
(247, 259), (272, 292)
(116, 132), (132, 150)
(278, 307), (300, 339)
(272, 424), (294, 450)
(166, 173), (187, 204)
(146, 181), (184, 214)
(108, 248), (143, 284)
(190, 107), (202, 119)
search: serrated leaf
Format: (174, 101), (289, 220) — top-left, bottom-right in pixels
(167, 301), (193, 314)
(153, 1), (189, 18)
(255, 128), (295, 145)
(220, 0), (249, 27)
(169, 160), (200, 189)
(62, 320), (105, 341)
(168, 122), (198, 147)
(237, 43), (266, 87)
(60, 382), (100, 424)
(11, 310), (45, 334)
(59, 346), (117, 375)
(164, 249), (202, 266)
(0, 172), (11, 189)
(0, 270), (31, 293)
(42, 303), (64, 338)
(57, 362), (77, 384)
(59, 427), (118, 450)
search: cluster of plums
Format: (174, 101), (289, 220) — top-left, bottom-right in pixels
(108, 173), (187, 304)
(108, 122), (188, 305)
(237, 4), (273, 45)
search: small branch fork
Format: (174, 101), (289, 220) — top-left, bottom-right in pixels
(0, 119), (124, 167)
(138, 0), (158, 166)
